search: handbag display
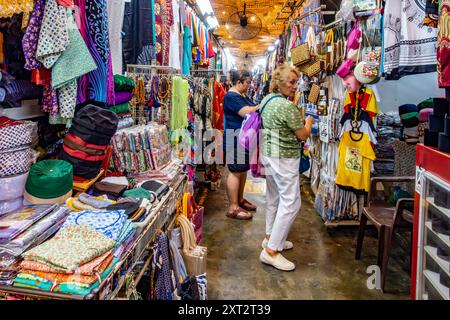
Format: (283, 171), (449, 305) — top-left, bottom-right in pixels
(176, 214), (207, 276)
(308, 84), (320, 104)
(298, 58), (321, 78)
(291, 43), (311, 66)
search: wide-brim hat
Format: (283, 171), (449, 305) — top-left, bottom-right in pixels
(354, 62), (378, 84)
(24, 188), (72, 205)
(24, 159), (73, 204)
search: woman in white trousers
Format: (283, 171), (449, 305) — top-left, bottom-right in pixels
(259, 64), (315, 271)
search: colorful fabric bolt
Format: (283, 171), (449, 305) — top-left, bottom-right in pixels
(22, 0), (46, 70)
(74, 0), (115, 105)
(36, 0), (69, 69)
(20, 250), (113, 276)
(22, 225), (116, 273)
(60, 210), (128, 241)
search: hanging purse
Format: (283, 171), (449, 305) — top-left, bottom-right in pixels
(298, 57), (321, 78)
(308, 83), (320, 104)
(291, 43), (311, 66)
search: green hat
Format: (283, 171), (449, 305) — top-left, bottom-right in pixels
(24, 160), (73, 203)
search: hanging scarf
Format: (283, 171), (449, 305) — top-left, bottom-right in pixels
(36, 0), (69, 69)
(22, 0), (46, 70)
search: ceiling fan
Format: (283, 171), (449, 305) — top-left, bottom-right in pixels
(226, 3), (262, 41)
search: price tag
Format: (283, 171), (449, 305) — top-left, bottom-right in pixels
(320, 90), (325, 96)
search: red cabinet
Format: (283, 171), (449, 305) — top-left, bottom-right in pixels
(412, 144), (450, 300)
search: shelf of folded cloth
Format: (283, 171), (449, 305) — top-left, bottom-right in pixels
(1, 101), (45, 121)
(0, 166), (187, 300)
(72, 169), (105, 193)
(102, 175), (188, 300)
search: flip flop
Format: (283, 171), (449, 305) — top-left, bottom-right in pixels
(239, 199), (257, 211)
(226, 207), (253, 220)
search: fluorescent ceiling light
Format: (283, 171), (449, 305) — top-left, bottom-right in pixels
(197, 0), (215, 16)
(274, 39), (280, 46)
(268, 45), (275, 52)
(207, 16), (219, 29)
(257, 58), (266, 67)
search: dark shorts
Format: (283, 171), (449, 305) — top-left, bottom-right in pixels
(224, 134), (250, 173)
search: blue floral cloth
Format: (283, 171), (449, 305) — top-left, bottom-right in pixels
(60, 210), (128, 242)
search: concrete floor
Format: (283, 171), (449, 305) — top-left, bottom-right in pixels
(201, 174), (411, 300)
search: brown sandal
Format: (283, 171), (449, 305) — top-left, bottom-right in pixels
(226, 207), (253, 220)
(239, 199), (257, 211)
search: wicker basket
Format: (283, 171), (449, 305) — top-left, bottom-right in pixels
(298, 58), (322, 78)
(291, 43), (311, 66)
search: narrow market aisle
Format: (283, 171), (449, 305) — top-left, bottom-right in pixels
(202, 172), (410, 300)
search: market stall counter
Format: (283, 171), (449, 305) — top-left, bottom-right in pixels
(0, 161), (188, 300)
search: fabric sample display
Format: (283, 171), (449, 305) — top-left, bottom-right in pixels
(383, 0), (438, 78)
(74, 0), (114, 105)
(22, 224), (116, 273)
(36, 0), (70, 69)
(61, 210), (128, 241)
(336, 131), (376, 193)
(0, 204), (57, 243)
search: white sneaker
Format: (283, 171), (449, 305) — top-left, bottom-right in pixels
(261, 238), (293, 250)
(259, 249), (295, 271)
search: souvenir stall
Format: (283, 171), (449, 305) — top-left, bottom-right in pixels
(263, 0), (444, 229)
(0, 0), (210, 300)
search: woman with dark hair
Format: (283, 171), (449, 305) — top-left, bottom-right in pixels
(223, 70), (259, 220)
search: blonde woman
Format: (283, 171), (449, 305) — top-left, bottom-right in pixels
(259, 64), (315, 271)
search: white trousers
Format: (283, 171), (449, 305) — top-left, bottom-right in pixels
(263, 156), (301, 251)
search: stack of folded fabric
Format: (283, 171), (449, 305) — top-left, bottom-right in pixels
(0, 75), (43, 109)
(15, 225), (117, 296)
(66, 192), (117, 212)
(110, 123), (172, 174)
(59, 105), (118, 180)
(0, 204), (68, 285)
(373, 112), (403, 176)
(108, 75), (135, 130)
(59, 210), (136, 254)
(398, 104), (420, 144)
(13, 209), (137, 296)
(0, 117), (38, 215)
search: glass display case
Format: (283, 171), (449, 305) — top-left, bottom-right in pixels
(412, 144), (450, 300)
